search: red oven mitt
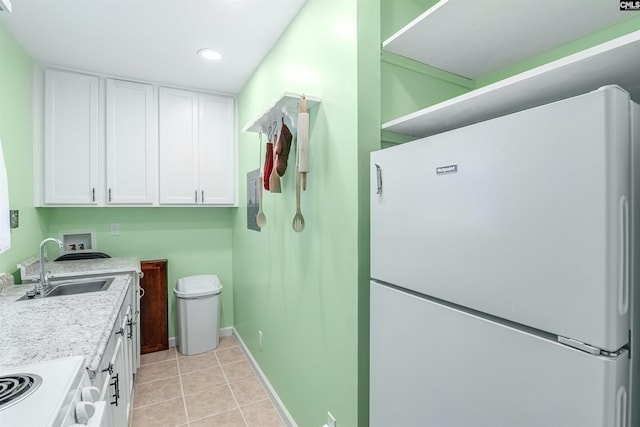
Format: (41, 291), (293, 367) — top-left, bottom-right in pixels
(263, 140), (274, 190)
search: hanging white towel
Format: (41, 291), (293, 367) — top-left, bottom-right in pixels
(0, 137), (11, 253)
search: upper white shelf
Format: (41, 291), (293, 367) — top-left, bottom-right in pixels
(383, 0), (633, 79)
(382, 29), (640, 138)
(242, 92), (321, 134)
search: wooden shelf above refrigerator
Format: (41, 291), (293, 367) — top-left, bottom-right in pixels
(383, 0), (632, 80)
(382, 30), (640, 138)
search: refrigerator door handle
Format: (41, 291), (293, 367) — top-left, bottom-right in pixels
(616, 385), (628, 427)
(618, 196), (630, 316)
(375, 164), (382, 195)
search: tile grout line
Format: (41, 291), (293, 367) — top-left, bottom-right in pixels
(215, 350), (250, 427)
(174, 349), (191, 427)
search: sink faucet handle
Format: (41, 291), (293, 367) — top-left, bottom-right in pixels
(33, 277), (42, 294)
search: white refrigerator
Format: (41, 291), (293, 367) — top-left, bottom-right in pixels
(370, 85), (639, 427)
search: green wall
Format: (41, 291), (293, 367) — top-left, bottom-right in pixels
(231, 0), (379, 425)
(0, 24), (48, 277)
(381, 0), (436, 41)
(46, 208), (234, 336)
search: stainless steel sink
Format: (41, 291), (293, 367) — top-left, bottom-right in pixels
(17, 278), (114, 301)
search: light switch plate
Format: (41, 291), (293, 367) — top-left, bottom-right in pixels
(110, 223), (121, 236)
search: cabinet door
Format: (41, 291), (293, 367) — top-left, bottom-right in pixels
(199, 94), (235, 205)
(106, 79), (156, 204)
(44, 70), (100, 204)
(140, 260), (168, 354)
(108, 335), (128, 427)
(130, 271), (141, 374)
(120, 305), (133, 421)
(158, 87), (198, 204)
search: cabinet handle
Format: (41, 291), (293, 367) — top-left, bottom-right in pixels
(92, 188), (96, 202)
(139, 286), (145, 298)
(195, 190), (198, 203)
(115, 327), (124, 336)
(201, 190), (204, 203)
(127, 318), (133, 339)
(108, 188), (111, 202)
(110, 373), (120, 406)
(101, 362), (113, 375)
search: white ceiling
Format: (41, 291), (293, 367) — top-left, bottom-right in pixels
(0, 0), (306, 94)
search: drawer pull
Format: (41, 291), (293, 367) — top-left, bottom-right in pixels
(110, 373), (120, 406)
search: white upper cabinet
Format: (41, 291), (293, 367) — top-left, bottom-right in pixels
(199, 94), (235, 205)
(158, 88), (199, 204)
(159, 87), (235, 205)
(36, 68), (236, 207)
(43, 69), (101, 204)
(106, 79), (157, 205)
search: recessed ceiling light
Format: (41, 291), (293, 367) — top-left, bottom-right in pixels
(198, 48), (222, 61)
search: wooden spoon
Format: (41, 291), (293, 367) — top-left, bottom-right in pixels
(256, 177), (266, 228)
(292, 166), (305, 232)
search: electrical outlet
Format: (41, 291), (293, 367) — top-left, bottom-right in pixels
(327, 411), (336, 427)
(9, 210), (18, 228)
(110, 223), (120, 236)
(258, 330), (263, 350)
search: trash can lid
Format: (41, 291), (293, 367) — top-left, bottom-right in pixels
(174, 274), (223, 298)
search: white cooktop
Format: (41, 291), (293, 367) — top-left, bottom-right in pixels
(0, 356), (85, 427)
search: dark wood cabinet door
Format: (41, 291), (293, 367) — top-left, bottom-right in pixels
(140, 259), (168, 354)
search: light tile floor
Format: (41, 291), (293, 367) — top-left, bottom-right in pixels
(131, 336), (285, 427)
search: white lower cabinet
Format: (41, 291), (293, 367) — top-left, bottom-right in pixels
(95, 282), (136, 426)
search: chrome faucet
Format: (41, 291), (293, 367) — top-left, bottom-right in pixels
(36, 238), (63, 295)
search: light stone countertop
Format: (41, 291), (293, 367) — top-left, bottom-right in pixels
(0, 258), (140, 375)
(19, 256), (141, 282)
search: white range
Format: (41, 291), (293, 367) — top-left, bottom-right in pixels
(0, 356), (107, 426)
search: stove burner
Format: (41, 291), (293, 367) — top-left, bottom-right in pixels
(0, 374), (42, 410)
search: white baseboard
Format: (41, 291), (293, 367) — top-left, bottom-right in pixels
(232, 327), (297, 427)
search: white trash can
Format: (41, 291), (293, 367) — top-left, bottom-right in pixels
(174, 274), (223, 355)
